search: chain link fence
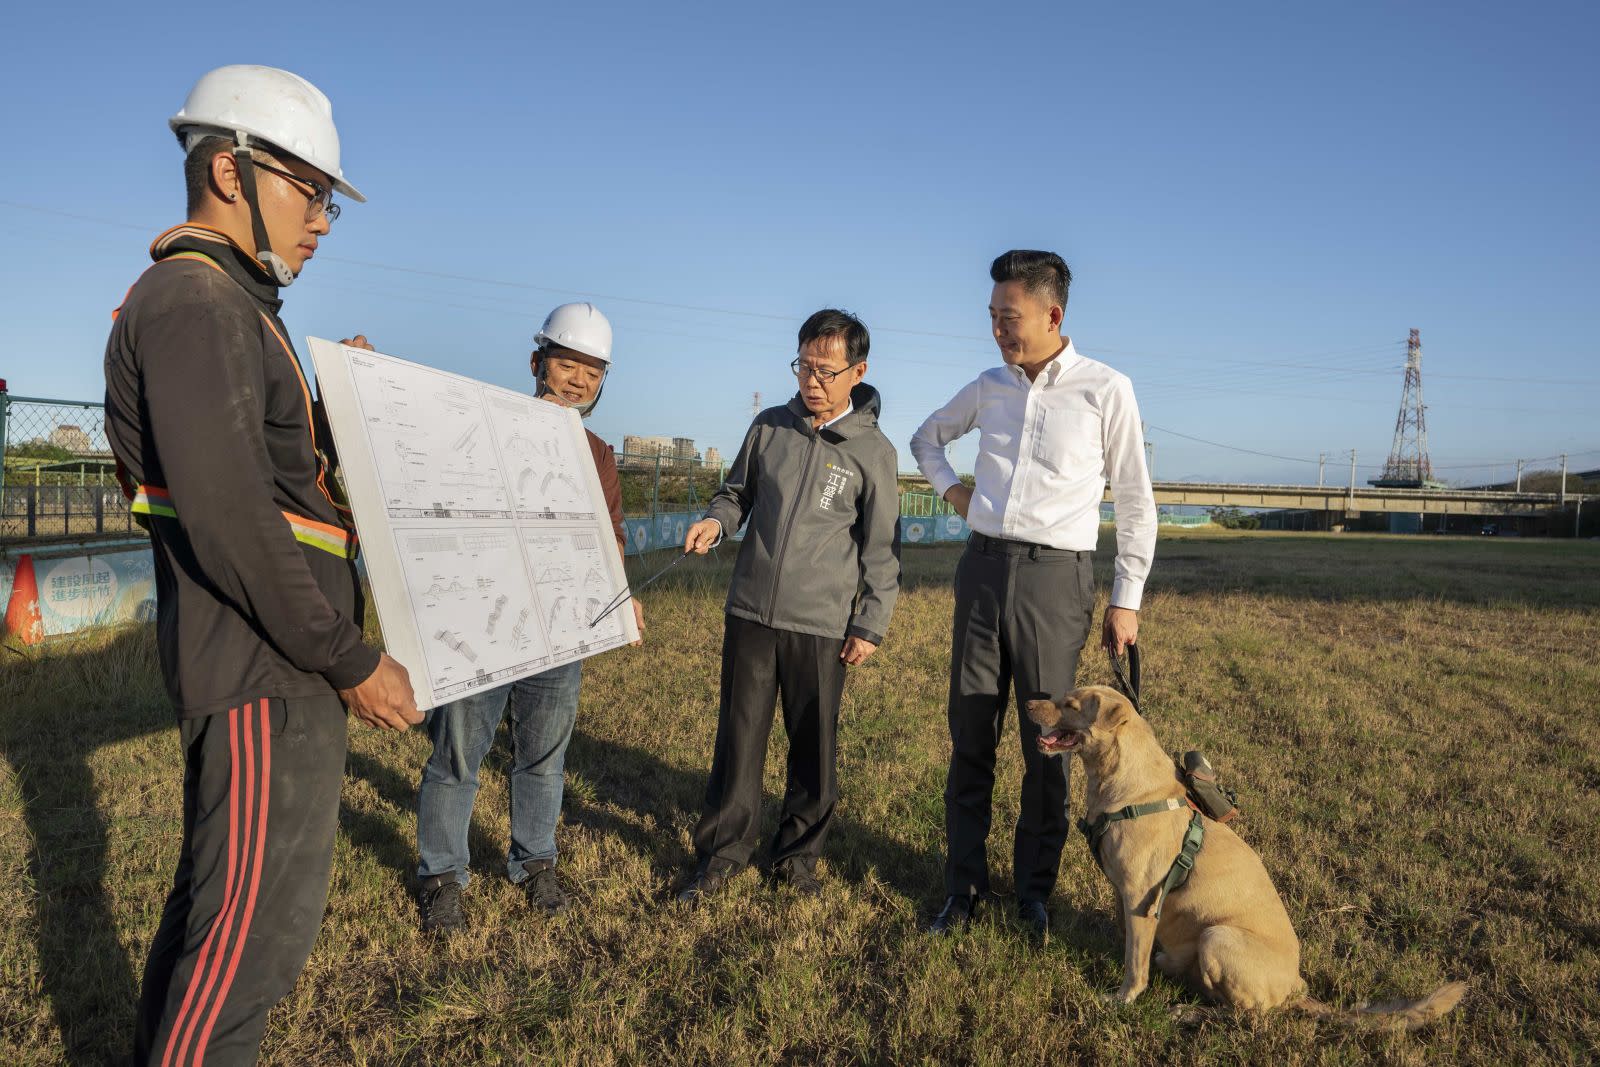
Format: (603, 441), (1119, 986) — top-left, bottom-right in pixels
(1, 391), (138, 542)
(0, 388), (960, 549)
(0, 389), (737, 548)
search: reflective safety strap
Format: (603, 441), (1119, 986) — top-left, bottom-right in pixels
(130, 485), (177, 519)
(127, 483), (355, 558)
(283, 511), (358, 558)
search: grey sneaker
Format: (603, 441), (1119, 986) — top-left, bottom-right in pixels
(522, 859), (569, 913)
(418, 873), (466, 935)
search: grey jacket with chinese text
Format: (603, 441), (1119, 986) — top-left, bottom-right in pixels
(704, 383), (901, 645)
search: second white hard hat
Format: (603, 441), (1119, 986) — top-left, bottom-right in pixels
(170, 64), (365, 202)
(535, 303), (613, 365)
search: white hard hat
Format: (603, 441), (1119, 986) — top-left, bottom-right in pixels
(171, 65), (365, 202)
(535, 303), (613, 365)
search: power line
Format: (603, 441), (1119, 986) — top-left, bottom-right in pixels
(1143, 424), (1319, 464)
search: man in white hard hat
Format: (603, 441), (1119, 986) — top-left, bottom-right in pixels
(104, 65), (420, 1066)
(413, 302), (642, 932)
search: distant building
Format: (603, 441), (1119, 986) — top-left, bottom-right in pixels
(704, 447), (723, 471)
(622, 434), (701, 467)
(48, 424), (95, 454)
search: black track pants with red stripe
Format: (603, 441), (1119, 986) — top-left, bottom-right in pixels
(133, 694), (347, 1067)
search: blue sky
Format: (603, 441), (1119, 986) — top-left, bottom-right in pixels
(2, 1), (1595, 485)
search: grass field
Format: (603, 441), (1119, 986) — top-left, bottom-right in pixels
(3, 529), (1599, 1064)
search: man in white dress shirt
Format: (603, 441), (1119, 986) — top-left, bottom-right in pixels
(910, 249), (1157, 937)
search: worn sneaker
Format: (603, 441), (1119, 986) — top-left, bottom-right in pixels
(522, 858), (569, 914)
(418, 873), (466, 935)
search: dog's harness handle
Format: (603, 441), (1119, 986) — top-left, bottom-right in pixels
(1109, 643), (1141, 713)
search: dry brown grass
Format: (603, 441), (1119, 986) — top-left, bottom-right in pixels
(2, 529), (1598, 1064)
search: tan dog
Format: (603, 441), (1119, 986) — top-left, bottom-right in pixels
(1026, 685), (1465, 1029)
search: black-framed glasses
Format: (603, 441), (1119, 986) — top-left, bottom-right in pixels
(790, 357), (849, 384)
(253, 159), (340, 222)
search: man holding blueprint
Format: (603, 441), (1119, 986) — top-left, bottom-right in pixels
(410, 303), (639, 932)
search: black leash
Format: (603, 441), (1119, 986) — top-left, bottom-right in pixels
(1109, 642), (1141, 713)
(587, 551), (691, 628)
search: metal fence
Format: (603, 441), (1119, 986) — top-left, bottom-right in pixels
(0, 389), (966, 549)
(1, 391), (129, 542)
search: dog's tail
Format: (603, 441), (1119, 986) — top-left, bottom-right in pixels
(1292, 980), (1466, 1031)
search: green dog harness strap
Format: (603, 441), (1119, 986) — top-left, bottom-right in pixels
(1077, 798), (1207, 920)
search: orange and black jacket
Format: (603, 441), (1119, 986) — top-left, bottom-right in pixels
(104, 225), (380, 717)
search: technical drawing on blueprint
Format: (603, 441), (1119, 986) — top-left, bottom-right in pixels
(399, 527), (549, 700)
(523, 529), (626, 655)
(307, 338), (638, 709)
(344, 354), (512, 518)
(485, 390), (597, 519)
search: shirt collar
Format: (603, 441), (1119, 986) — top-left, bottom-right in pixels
(149, 223), (283, 313)
(1006, 338), (1081, 385)
(817, 399), (853, 430)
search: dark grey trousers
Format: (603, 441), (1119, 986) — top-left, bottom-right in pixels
(943, 533), (1095, 900)
(692, 614), (847, 875)
(134, 694), (347, 1067)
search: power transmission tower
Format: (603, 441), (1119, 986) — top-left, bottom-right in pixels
(1371, 328), (1434, 487)
(751, 392), (762, 418)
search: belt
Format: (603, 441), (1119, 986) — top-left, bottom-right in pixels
(968, 530), (1089, 560)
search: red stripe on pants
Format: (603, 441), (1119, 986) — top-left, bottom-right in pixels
(159, 707), (242, 1067)
(192, 700), (273, 1061)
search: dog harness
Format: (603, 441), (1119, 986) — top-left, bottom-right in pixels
(1079, 796), (1206, 920)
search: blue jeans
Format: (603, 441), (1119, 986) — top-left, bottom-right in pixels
(416, 661), (582, 886)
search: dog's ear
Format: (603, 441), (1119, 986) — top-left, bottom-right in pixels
(1097, 691), (1135, 732)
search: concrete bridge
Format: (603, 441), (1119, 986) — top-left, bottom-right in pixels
(1137, 480), (1584, 518)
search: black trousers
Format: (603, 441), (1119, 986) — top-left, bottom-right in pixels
(134, 694), (347, 1067)
(943, 536), (1095, 901)
(692, 614), (847, 874)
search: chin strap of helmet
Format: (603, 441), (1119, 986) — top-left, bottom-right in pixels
(232, 137), (295, 287)
(534, 347), (606, 417)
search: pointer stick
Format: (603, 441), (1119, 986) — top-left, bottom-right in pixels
(588, 551), (691, 628)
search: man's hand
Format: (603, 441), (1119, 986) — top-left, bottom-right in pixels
(630, 599), (645, 646)
(1102, 606), (1139, 656)
(841, 636), (878, 666)
(338, 652), (421, 730)
(340, 334), (376, 351)
(684, 519), (721, 555)
(944, 484), (974, 519)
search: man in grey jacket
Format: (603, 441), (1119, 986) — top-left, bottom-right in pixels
(677, 309), (901, 901)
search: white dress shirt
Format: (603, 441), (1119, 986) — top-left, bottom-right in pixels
(910, 340), (1157, 609)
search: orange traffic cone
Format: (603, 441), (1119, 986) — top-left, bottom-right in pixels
(4, 554), (43, 645)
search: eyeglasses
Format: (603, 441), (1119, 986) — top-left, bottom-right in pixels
(253, 159), (340, 222)
(790, 358), (851, 385)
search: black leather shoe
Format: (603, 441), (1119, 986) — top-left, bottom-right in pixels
(926, 894), (979, 934)
(1017, 898), (1049, 939)
(675, 867), (734, 905)
(772, 862), (822, 897)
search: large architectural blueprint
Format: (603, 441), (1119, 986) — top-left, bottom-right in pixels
(307, 338), (637, 710)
